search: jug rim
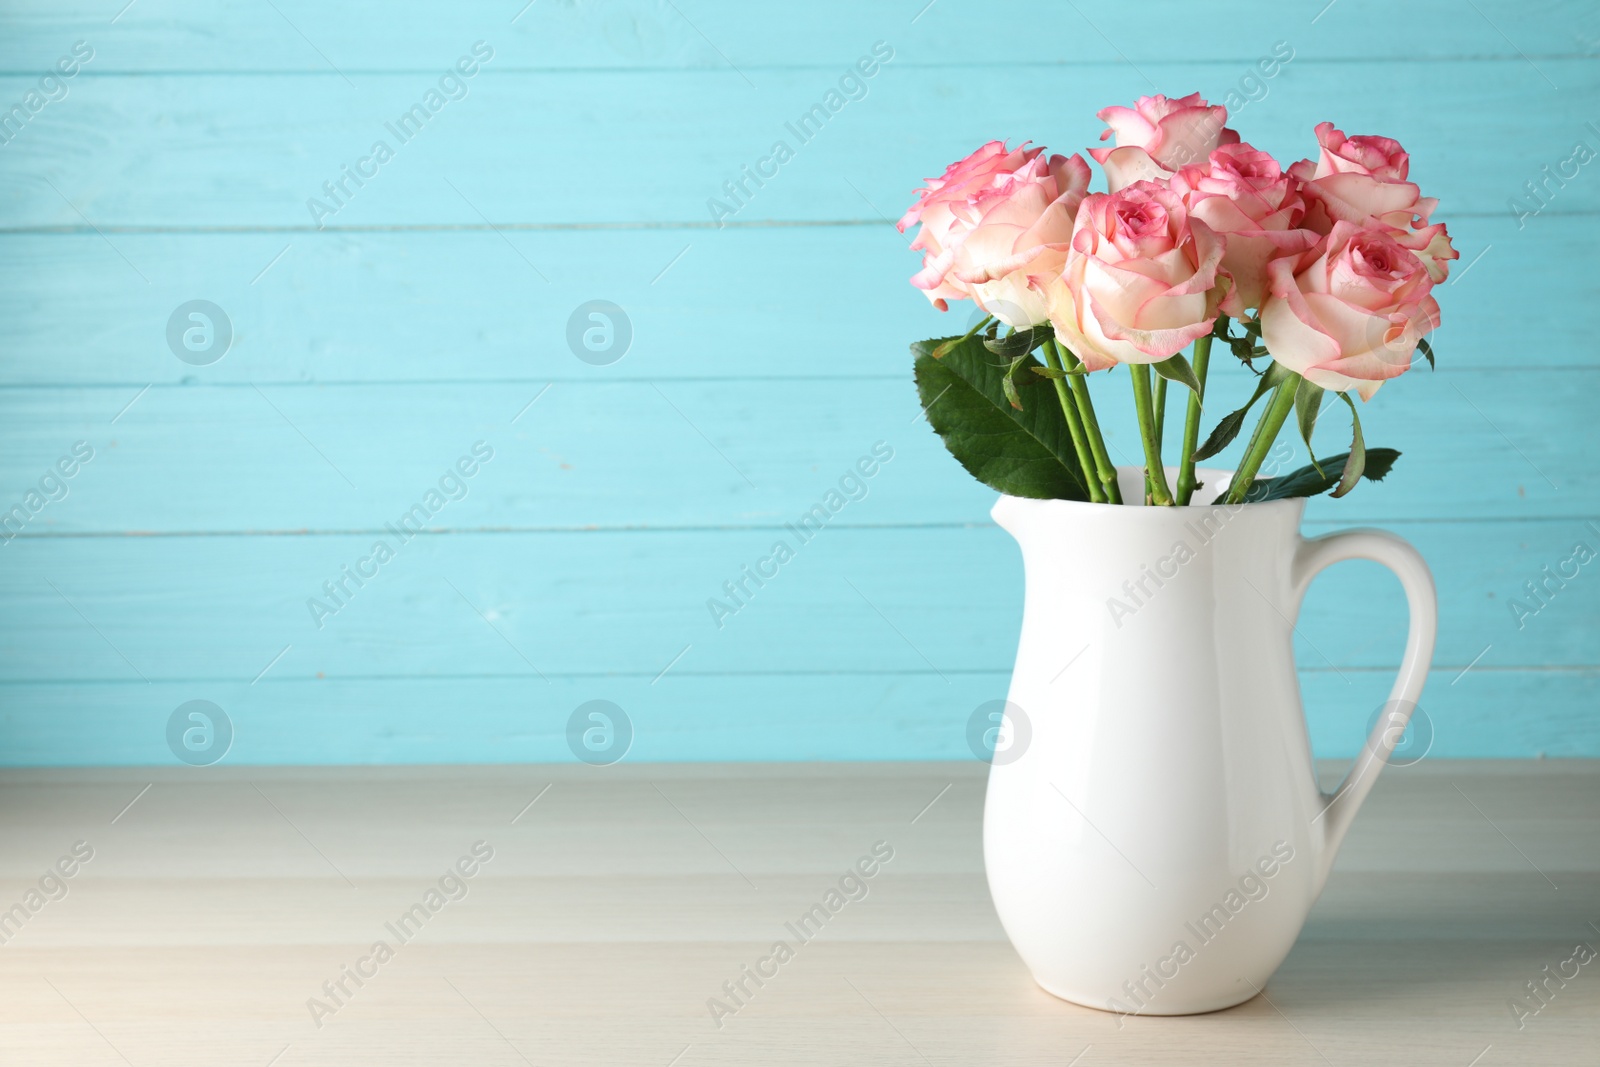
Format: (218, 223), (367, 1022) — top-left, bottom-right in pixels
(992, 465), (1309, 520)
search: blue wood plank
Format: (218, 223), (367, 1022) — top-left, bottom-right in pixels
(0, 1), (1587, 72)
(0, 371), (1588, 536)
(0, 519), (1591, 689)
(2, 61), (1595, 228)
(0, 213), (1579, 387)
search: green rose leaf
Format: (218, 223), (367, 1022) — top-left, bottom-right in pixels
(983, 323), (1056, 359)
(1193, 406), (1250, 463)
(1330, 391), (1366, 498)
(1294, 376), (1326, 471)
(1001, 355), (1027, 411)
(1245, 447), (1399, 501)
(1152, 352), (1203, 394)
(913, 334), (1092, 501)
(1194, 361), (1295, 461)
(1417, 336), (1436, 370)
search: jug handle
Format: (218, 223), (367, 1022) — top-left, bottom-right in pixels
(1291, 528), (1437, 888)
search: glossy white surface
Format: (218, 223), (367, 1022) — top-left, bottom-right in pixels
(985, 466), (1438, 1015)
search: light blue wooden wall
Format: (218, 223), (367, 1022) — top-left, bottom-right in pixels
(0, 1), (1595, 764)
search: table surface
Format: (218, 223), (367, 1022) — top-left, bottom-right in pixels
(0, 760), (1595, 1066)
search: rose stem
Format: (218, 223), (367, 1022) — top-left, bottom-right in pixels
(1152, 376), (1167, 451)
(956, 316), (992, 345)
(1223, 375), (1297, 504)
(1175, 317), (1221, 506)
(1149, 375), (1166, 500)
(1059, 346), (1123, 504)
(1042, 339), (1104, 503)
(1130, 364), (1174, 506)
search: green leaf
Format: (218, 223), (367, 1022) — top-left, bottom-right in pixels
(1294, 377), (1325, 471)
(1152, 353), (1202, 394)
(983, 323), (1055, 359)
(932, 316), (993, 359)
(1233, 318), (1265, 357)
(1226, 336), (1269, 370)
(1193, 407), (1249, 462)
(1330, 392), (1366, 498)
(1246, 447), (1399, 501)
(1029, 364), (1086, 380)
(913, 334), (1092, 500)
(1193, 361), (1295, 461)
(1001, 356), (1025, 411)
(1417, 336), (1436, 370)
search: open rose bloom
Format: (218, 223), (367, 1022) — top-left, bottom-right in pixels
(1169, 144), (1319, 317)
(899, 96), (1452, 506)
(897, 141), (1090, 327)
(1043, 181), (1224, 370)
(1261, 222), (1441, 399)
(1292, 123), (1456, 283)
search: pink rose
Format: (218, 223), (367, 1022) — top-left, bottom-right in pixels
(898, 141), (1091, 325)
(1089, 93), (1240, 192)
(1308, 121), (1409, 181)
(1296, 171), (1458, 284)
(1041, 181), (1225, 371)
(1169, 143), (1319, 317)
(1291, 124), (1457, 283)
(1260, 221), (1441, 400)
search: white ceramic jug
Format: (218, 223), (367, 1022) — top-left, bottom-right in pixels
(984, 465), (1437, 1016)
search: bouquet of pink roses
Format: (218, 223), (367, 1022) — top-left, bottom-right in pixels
(900, 93), (1456, 505)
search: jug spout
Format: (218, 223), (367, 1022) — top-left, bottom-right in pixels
(989, 494), (1034, 541)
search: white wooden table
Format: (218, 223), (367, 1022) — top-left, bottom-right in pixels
(0, 761), (1594, 1065)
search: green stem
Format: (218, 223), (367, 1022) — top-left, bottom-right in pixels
(958, 315), (992, 344)
(1059, 348), (1123, 504)
(1130, 364), (1173, 505)
(1149, 376), (1167, 500)
(1152, 376), (1167, 453)
(1175, 320), (1220, 506)
(1223, 377), (1297, 504)
(1042, 340), (1104, 503)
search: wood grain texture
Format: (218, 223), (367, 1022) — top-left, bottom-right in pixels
(0, 217), (1581, 385)
(0, 2), (1594, 762)
(0, 761), (1594, 1064)
(1, 0), (1594, 70)
(4, 61), (1598, 228)
(0, 372), (1588, 531)
(0, 518), (1592, 678)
